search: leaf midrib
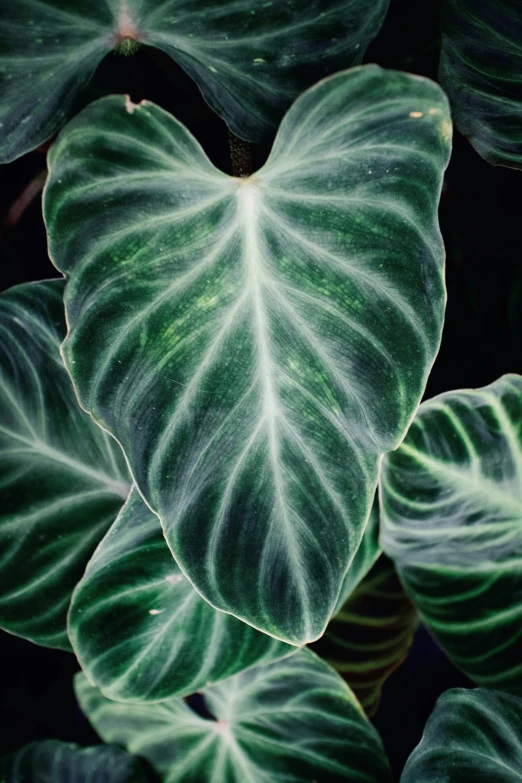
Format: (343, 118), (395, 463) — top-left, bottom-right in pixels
(229, 182), (311, 639)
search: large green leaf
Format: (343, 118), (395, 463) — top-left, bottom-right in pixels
(311, 554), (417, 716)
(380, 374), (522, 694)
(401, 688), (522, 782)
(69, 487), (378, 703)
(3, 740), (149, 783)
(44, 65), (451, 645)
(75, 648), (393, 783)
(0, 280), (130, 650)
(69, 486), (293, 702)
(0, 0), (391, 162)
(439, 0), (522, 168)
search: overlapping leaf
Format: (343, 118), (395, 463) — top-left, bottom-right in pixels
(69, 488), (378, 702)
(0, 280), (130, 650)
(381, 374), (522, 694)
(439, 0), (522, 168)
(75, 648), (393, 783)
(311, 554), (417, 716)
(401, 688), (522, 782)
(331, 494), (381, 615)
(69, 487), (293, 703)
(2, 740), (149, 783)
(0, 0), (391, 162)
(45, 65), (451, 645)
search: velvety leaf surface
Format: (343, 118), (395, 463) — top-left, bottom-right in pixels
(45, 65), (451, 645)
(0, 0), (391, 161)
(0, 1), (112, 164)
(69, 487), (293, 703)
(3, 740), (149, 783)
(439, 0), (522, 168)
(401, 688), (522, 782)
(0, 280), (130, 650)
(311, 554), (417, 716)
(75, 648), (393, 783)
(381, 374), (522, 694)
(332, 495), (381, 615)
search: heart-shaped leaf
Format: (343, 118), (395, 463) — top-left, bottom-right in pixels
(439, 0), (522, 168)
(311, 554), (417, 716)
(69, 486), (293, 702)
(0, 280), (130, 650)
(401, 688), (522, 782)
(75, 648), (393, 783)
(381, 374), (522, 694)
(3, 740), (150, 783)
(0, 0), (391, 162)
(44, 65), (451, 645)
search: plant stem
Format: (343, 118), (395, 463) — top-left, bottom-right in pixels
(229, 132), (252, 178)
(0, 169), (47, 235)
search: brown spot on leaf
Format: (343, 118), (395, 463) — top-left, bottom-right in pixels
(125, 95), (138, 114)
(440, 120), (452, 143)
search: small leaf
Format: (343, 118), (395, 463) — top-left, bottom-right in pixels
(0, 280), (130, 650)
(45, 65), (451, 645)
(0, 0), (391, 161)
(381, 374), (522, 694)
(401, 688), (522, 782)
(75, 648), (393, 783)
(69, 487), (293, 702)
(311, 555), (417, 716)
(439, 0), (522, 168)
(3, 740), (149, 783)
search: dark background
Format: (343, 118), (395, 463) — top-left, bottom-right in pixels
(0, 0), (519, 778)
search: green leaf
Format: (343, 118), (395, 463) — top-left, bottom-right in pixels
(69, 488), (376, 703)
(401, 688), (522, 782)
(0, 280), (130, 650)
(380, 374), (522, 694)
(3, 740), (149, 782)
(331, 494), (381, 615)
(0, 2), (113, 165)
(69, 486), (293, 702)
(439, 0), (522, 168)
(44, 65), (451, 646)
(0, 0), (391, 162)
(311, 554), (417, 716)
(75, 648), (393, 783)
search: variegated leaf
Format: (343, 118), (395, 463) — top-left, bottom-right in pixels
(0, 0), (390, 161)
(381, 374), (522, 694)
(75, 648), (393, 783)
(311, 554), (417, 716)
(69, 487), (293, 702)
(0, 280), (130, 649)
(3, 741), (149, 783)
(439, 0), (522, 168)
(44, 65), (451, 645)
(401, 688), (522, 782)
